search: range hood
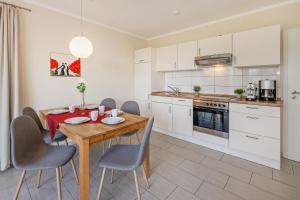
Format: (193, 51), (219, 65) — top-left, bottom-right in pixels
(195, 53), (232, 67)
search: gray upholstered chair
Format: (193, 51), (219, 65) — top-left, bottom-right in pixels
(119, 101), (141, 143)
(96, 117), (154, 200)
(22, 107), (77, 181)
(11, 116), (78, 200)
(100, 98), (116, 110)
(22, 107), (67, 144)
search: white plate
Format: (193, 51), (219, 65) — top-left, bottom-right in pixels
(85, 104), (98, 110)
(104, 110), (124, 115)
(101, 117), (125, 125)
(64, 117), (90, 125)
(48, 109), (69, 115)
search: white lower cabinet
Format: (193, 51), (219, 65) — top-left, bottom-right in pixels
(172, 104), (193, 137)
(151, 101), (172, 132)
(229, 130), (280, 161)
(229, 103), (280, 168)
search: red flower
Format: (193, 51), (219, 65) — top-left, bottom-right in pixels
(50, 58), (58, 69)
(68, 59), (81, 74)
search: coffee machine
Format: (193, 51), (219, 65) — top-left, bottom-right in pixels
(246, 83), (257, 101)
(259, 79), (276, 101)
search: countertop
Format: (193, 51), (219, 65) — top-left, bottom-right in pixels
(151, 91), (282, 107)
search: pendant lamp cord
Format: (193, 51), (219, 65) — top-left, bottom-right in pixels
(80, 0), (83, 35)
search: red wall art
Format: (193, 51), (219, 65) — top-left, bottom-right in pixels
(50, 53), (81, 77)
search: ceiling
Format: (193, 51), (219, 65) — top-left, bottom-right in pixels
(22, 0), (291, 39)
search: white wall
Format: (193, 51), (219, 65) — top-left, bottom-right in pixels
(165, 66), (280, 96)
(13, 0), (146, 110)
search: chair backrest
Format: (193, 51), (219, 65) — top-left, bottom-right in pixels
(100, 98), (116, 109)
(135, 117), (154, 168)
(22, 107), (44, 132)
(10, 116), (46, 168)
(121, 101), (140, 115)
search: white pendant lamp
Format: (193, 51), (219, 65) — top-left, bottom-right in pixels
(69, 0), (93, 58)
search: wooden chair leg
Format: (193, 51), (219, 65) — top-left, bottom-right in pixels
(102, 142), (106, 153)
(56, 168), (62, 200)
(110, 169), (114, 184)
(108, 139), (112, 148)
(70, 159), (79, 184)
(136, 133), (141, 144)
(142, 165), (149, 189)
(65, 140), (69, 146)
(59, 167), (63, 179)
(13, 170), (26, 200)
(37, 170), (42, 188)
(129, 136), (132, 144)
(96, 168), (106, 200)
(133, 170), (141, 200)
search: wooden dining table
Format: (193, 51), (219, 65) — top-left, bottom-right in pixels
(39, 109), (149, 200)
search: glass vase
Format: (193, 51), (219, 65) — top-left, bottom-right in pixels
(79, 92), (85, 115)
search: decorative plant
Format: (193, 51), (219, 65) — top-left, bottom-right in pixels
(193, 85), (201, 96)
(77, 78), (86, 110)
(234, 88), (244, 98)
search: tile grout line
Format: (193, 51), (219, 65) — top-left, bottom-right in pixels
(194, 180), (205, 195)
(223, 176), (230, 189)
(25, 177), (33, 200)
(164, 185), (178, 200)
(248, 172), (253, 184)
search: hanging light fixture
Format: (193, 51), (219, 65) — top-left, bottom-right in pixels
(69, 0), (93, 58)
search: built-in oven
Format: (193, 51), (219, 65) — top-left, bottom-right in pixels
(193, 99), (229, 139)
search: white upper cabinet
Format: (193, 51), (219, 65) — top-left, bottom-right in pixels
(134, 48), (152, 63)
(197, 34), (232, 56)
(232, 25), (281, 67)
(156, 45), (177, 71)
(177, 40), (198, 70)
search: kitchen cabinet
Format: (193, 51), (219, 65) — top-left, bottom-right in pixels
(172, 104), (193, 137)
(197, 34), (232, 56)
(177, 40), (198, 70)
(134, 47), (151, 63)
(136, 99), (151, 117)
(156, 45), (177, 71)
(229, 103), (280, 168)
(134, 48), (164, 117)
(232, 25), (280, 67)
(151, 101), (173, 132)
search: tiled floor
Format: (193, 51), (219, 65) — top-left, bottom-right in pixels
(1, 131), (300, 200)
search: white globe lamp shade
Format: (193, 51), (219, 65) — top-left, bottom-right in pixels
(69, 36), (93, 58)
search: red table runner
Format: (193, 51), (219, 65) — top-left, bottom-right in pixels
(46, 108), (107, 140)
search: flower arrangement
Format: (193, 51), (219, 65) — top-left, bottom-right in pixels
(77, 78), (86, 111)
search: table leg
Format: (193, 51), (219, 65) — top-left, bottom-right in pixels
(79, 139), (90, 200)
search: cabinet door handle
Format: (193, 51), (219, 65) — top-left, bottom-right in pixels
(246, 116), (259, 120)
(246, 135), (259, 140)
(178, 100), (186, 102)
(148, 103), (150, 109)
(189, 108), (192, 116)
(139, 59), (144, 62)
(246, 106), (259, 110)
(169, 106), (172, 113)
(174, 61), (177, 68)
(233, 55), (236, 65)
(198, 48), (201, 56)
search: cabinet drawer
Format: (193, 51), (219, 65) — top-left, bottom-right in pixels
(230, 112), (280, 139)
(172, 98), (193, 106)
(229, 103), (280, 117)
(229, 130), (280, 161)
(151, 96), (173, 104)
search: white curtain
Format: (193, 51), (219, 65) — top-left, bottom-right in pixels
(0, 5), (20, 171)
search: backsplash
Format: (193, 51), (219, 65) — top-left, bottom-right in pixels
(165, 66), (281, 97)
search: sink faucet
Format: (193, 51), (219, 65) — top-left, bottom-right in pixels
(168, 86), (181, 96)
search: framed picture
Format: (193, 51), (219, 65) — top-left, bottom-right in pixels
(50, 53), (81, 77)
